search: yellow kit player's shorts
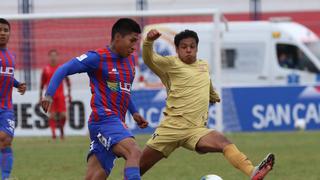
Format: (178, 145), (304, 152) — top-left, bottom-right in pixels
(146, 115), (214, 157)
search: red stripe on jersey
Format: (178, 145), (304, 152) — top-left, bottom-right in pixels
(124, 55), (135, 111)
(0, 52), (6, 108)
(104, 49), (119, 117)
(115, 58), (127, 121)
(89, 80), (99, 122)
(128, 55), (136, 79)
(0, 53), (11, 109)
(5, 51), (13, 109)
(96, 50), (112, 117)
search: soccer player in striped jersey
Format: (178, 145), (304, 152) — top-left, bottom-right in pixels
(140, 29), (275, 180)
(0, 18), (26, 180)
(41, 18), (148, 180)
(39, 49), (71, 140)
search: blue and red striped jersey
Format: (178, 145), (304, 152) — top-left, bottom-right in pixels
(0, 48), (19, 111)
(46, 46), (137, 123)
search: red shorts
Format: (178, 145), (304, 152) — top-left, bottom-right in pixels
(50, 96), (66, 113)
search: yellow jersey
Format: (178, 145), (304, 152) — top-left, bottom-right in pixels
(142, 40), (220, 128)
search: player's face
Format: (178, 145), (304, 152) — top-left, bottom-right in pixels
(49, 51), (58, 65)
(0, 23), (10, 48)
(115, 32), (140, 58)
(176, 37), (198, 64)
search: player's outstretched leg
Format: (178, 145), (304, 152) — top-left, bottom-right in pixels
(1, 147), (13, 180)
(196, 131), (255, 176)
(140, 146), (164, 176)
(251, 153), (275, 180)
(0, 131), (13, 180)
(85, 154), (108, 180)
(113, 138), (142, 180)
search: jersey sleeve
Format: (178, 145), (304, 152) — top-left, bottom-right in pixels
(128, 98), (138, 115)
(142, 40), (171, 76)
(13, 78), (20, 88)
(206, 62), (220, 103)
(75, 51), (100, 70)
(45, 51), (100, 97)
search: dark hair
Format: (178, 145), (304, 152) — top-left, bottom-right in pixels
(174, 29), (199, 47)
(48, 49), (58, 55)
(0, 18), (10, 30)
(111, 18), (141, 40)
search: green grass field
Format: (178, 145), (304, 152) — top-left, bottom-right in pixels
(10, 131), (320, 180)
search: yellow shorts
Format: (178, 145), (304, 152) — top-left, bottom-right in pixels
(146, 116), (213, 157)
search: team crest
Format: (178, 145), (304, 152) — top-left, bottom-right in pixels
(198, 64), (207, 72)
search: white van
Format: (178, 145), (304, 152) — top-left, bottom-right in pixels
(139, 20), (320, 87)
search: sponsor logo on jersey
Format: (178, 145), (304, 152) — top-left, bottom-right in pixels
(106, 81), (131, 94)
(0, 67), (14, 76)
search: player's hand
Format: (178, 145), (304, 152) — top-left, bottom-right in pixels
(146, 29), (161, 42)
(210, 97), (221, 104)
(132, 113), (148, 129)
(213, 97), (221, 103)
(41, 95), (53, 113)
(17, 83), (26, 95)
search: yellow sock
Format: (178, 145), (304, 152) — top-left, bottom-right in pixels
(223, 144), (255, 176)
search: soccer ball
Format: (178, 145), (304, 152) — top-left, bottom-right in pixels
(200, 174), (223, 180)
(294, 119), (306, 131)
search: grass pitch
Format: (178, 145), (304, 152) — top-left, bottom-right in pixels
(11, 131), (320, 180)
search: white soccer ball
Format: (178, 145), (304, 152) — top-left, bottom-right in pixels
(200, 174), (223, 180)
(294, 119), (306, 131)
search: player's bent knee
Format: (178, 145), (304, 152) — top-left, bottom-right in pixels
(129, 147), (142, 160)
(196, 131), (233, 153)
(0, 133), (12, 149)
(86, 170), (106, 180)
(86, 166), (107, 180)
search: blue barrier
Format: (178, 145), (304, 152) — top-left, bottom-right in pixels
(126, 86), (320, 134)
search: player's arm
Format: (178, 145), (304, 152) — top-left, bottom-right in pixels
(14, 78), (26, 95)
(142, 29), (171, 76)
(209, 80), (220, 104)
(128, 98), (148, 129)
(39, 69), (46, 102)
(41, 52), (100, 112)
(65, 76), (72, 103)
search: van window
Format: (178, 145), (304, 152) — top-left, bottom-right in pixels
(305, 41), (320, 62)
(276, 44), (319, 73)
(222, 43), (265, 73)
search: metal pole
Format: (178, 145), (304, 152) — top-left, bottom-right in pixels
(213, 11), (223, 132)
(250, 0), (261, 20)
(136, 0), (148, 27)
(18, 0), (33, 90)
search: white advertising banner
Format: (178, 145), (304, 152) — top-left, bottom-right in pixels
(12, 90), (91, 136)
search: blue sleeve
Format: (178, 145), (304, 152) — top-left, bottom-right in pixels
(45, 51), (100, 97)
(75, 51), (101, 69)
(128, 98), (138, 115)
(13, 78), (20, 88)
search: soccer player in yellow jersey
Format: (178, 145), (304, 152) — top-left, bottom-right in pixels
(139, 29), (275, 180)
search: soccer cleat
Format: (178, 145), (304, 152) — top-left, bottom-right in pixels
(251, 153), (275, 180)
